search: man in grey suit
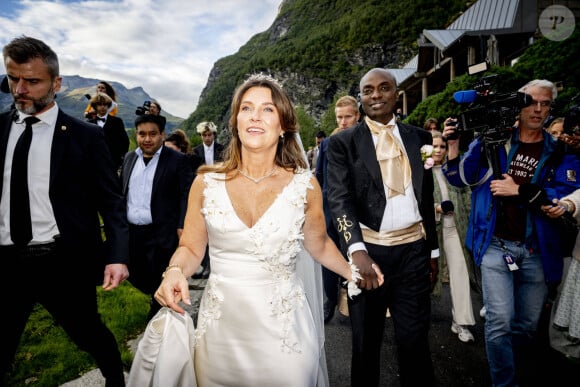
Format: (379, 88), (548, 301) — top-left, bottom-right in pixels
(121, 114), (193, 320)
(0, 36), (128, 386)
(327, 68), (439, 387)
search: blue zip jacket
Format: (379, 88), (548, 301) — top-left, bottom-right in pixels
(443, 129), (580, 283)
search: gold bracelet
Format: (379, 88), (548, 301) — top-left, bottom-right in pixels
(162, 264), (183, 279)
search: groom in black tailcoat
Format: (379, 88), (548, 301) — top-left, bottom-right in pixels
(327, 68), (439, 387)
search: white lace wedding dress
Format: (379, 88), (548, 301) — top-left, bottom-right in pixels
(194, 170), (328, 386)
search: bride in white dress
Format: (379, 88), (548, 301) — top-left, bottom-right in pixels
(152, 74), (384, 386)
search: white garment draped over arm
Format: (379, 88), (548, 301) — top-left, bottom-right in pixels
(127, 307), (197, 387)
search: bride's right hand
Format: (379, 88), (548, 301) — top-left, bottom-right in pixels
(154, 269), (191, 315)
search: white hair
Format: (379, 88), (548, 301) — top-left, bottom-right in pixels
(196, 121), (217, 134)
(519, 79), (558, 101)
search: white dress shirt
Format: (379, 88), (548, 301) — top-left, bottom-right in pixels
(349, 118), (439, 258)
(126, 147), (162, 225)
(0, 104), (60, 245)
(204, 142), (215, 165)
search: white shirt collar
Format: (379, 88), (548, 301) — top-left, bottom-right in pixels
(18, 102), (59, 127)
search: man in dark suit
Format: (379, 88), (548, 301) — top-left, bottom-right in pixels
(121, 114), (193, 320)
(315, 95), (360, 323)
(0, 36), (128, 386)
(192, 121), (224, 166)
(327, 68), (439, 387)
(88, 92), (129, 172)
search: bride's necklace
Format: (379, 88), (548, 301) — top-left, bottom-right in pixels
(237, 166), (277, 184)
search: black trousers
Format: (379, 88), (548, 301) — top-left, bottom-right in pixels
(348, 239), (435, 387)
(0, 242), (125, 386)
(127, 224), (175, 319)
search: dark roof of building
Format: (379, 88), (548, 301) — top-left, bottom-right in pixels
(393, 0), (536, 85)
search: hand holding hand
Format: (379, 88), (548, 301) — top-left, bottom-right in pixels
(350, 250), (384, 290)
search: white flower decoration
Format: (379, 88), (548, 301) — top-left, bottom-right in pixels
(420, 145), (434, 169)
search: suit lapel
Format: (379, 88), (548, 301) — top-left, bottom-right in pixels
(0, 110), (16, 199)
(152, 147), (168, 198)
(356, 123), (385, 197)
(49, 111), (70, 189)
(398, 123), (424, 201)
(122, 152), (138, 193)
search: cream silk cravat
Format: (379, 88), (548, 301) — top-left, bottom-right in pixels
(366, 116), (411, 197)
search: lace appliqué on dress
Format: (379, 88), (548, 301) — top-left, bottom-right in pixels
(199, 170), (314, 353)
(200, 174), (230, 232)
(194, 275), (223, 346)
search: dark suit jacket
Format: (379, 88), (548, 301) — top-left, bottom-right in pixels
(89, 115), (129, 171)
(120, 146), (194, 250)
(0, 108), (129, 270)
(193, 141), (225, 165)
(326, 121), (438, 253)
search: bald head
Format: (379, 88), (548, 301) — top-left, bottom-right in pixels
(359, 68), (398, 124)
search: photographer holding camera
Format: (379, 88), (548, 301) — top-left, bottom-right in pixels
(442, 79), (580, 386)
(136, 100), (166, 131)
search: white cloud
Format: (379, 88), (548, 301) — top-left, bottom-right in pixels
(0, 0), (282, 117)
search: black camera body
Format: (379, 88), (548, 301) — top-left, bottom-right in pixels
(135, 100), (151, 115)
(449, 74), (532, 147)
(563, 94), (580, 136)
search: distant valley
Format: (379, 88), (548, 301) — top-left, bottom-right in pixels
(0, 74), (184, 131)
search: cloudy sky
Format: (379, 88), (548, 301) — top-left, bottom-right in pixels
(0, 0), (282, 118)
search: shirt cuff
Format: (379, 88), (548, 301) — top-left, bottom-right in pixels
(431, 248), (440, 259)
(348, 242), (367, 255)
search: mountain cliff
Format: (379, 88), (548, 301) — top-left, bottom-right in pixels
(180, 0), (468, 144)
(0, 75), (183, 131)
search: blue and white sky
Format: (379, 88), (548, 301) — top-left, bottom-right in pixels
(0, 0), (282, 118)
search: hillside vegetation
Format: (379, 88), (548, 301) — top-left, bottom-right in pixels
(181, 0), (468, 146)
(405, 23), (580, 129)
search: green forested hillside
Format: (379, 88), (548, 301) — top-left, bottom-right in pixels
(182, 0), (469, 147)
(405, 23), (580, 129)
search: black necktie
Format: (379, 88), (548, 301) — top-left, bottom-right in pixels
(10, 116), (40, 246)
(97, 117), (106, 122)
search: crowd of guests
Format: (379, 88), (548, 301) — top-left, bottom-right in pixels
(1, 35), (579, 387)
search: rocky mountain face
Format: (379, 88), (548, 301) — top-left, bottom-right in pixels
(180, 0), (467, 144)
(0, 74), (183, 131)
(0, 0), (468, 143)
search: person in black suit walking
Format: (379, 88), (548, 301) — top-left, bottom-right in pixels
(327, 68), (439, 387)
(88, 92), (129, 172)
(121, 114), (193, 320)
(315, 95), (361, 323)
(0, 36), (129, 386)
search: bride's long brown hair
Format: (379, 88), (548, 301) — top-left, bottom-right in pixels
(198, 74), (308, 176)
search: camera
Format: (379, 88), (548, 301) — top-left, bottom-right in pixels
(563, 94), (580, 136)
(449, 73), (533, 148)
(135, 100), (151, 115)
(449, 67), (537, 179)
